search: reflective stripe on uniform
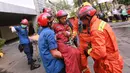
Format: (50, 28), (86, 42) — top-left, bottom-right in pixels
(72, 31), (77, 37)
(98, 21), (106, 31)
(88, 48), (92, 55)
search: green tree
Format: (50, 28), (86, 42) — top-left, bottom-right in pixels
(46, 0), (71, 12)
(118, 0), (130, 5)
(73, 0), (79, 8)
(55, 0), (71, 11)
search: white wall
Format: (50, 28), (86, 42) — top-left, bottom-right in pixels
(0, 0), (35, 9)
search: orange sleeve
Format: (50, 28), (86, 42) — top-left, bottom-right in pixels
(89, 30), (107, 60)
(72, 18), (78, 37)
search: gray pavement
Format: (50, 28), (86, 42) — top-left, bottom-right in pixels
(0, 21), (130, 73)
(113, 25), (130, 73)
(0, 42), (45, 73)
(109, 21), (130, 27)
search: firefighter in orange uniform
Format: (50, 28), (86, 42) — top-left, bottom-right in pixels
(69, 16), (91, 73)
(69, 16), (79, 46)
(78, 28), (91, 73)
(69, 2), (92, 73)
(78, 5), (123, 73)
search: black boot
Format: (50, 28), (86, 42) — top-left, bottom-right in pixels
(30, 63), (40, 70)
(28, 59), (37, 65)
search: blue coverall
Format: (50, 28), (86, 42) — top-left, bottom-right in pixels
(37, 26), (43, 35)
(14, 26), (33, 63)
(38, 27), (65, 73)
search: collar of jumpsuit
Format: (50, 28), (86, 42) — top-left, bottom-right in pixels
(82, 15), (98, 29)
(89, 15), (98, 27)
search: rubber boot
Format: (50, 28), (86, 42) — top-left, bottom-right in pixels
(30, 62), (40, 70)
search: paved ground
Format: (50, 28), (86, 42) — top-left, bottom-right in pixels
(112, 25), (130, 73)
(0, 21), (130, 73)
(0, 42), (45, 73)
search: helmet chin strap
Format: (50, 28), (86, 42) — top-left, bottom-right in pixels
(83, 16), (91, 29)
(83, 16), (92, 34)
(87, 16), (93, 34)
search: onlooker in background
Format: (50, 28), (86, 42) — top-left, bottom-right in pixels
(28, 21), (35, 36)
(121, 6), (128, 21)
(112, 8), (122, 22)
(107, 11), (113, 22)
(98, 11), (105, 21)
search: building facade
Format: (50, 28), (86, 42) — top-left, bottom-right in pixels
(0, 0), (45, 40)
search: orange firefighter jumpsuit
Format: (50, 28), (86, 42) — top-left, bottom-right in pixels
(86, 16), (123, 73)
(78, 29), (91, 73)
(69, 17), (91, 73)
(69, 17), (78, 40)
(68, 17), (79, 47)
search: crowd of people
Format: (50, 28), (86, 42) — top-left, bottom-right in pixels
(97, 5), (129, 22)
(9, 2), (124, 73)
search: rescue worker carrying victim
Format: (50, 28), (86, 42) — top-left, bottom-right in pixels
(68, 12), (91, 73)
(78, 4), (123, 73)
(37, 13), (65, 73)
(78, 2), (94, 73)
(38, 8), (54, 35)
(52, 10), (81, 73)
(9, 19), (40, 70)
(68, 15), (79, 47)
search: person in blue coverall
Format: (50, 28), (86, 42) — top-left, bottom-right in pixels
(37, 8), (54, 35)
(9, 19), (40, 70)
(37, 13), (65, 73)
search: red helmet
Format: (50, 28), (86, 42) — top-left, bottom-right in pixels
(37, 13), (51, 26)
(43, 8), (52, 13)
(21, 19), (28, 25)
(78, 5), (96, 19)
(56, 10), (68, 18)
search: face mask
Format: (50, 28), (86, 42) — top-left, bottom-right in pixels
(21, 24), (27, 28)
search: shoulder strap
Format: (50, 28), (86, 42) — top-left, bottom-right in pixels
(66, 19), (73, 30)
(78, 20), (83, 33)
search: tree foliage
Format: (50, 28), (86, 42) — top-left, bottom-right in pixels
(55, 0), (71, 11)
(118, 0), (130, 5)
(73, 0), (79, 8)
(45, 0), (71, 12)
